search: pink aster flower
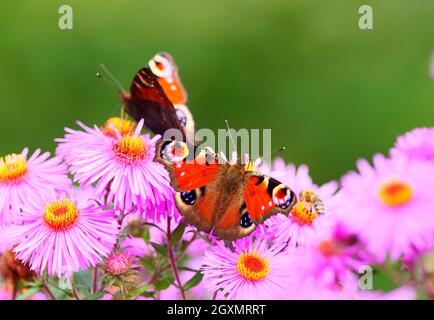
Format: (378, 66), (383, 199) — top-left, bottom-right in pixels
(0, 148), (71, 225)
(336, 153), (434, 262)
(5, 187), (119, 277)
(390, 127), (434, 163)
(56, 117), (137, 166)
(285, 223), (366, 298)
(265, 158), (337, 247)
(56, 119), (176, 222)
(201, 237), (292, 300)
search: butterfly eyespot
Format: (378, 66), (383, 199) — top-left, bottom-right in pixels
(149, 53), (174, 78)
(180, 190), (196, 205)
(155, 61), (164, 71)
(161, 141), (189, 163)
(272, 185), (295, 209)
(276, 195), (293, 209)
(240, 212), (253, 228)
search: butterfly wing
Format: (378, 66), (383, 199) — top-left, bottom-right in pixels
(212, 190), (258, 241)
(148, 52), (195, 143)
(243, 172), (297, 224)
(211, 171), (297, 241)
(148, 52), (188, 105)
(120, 67), (185, 139)
(155, 140), (227, 233)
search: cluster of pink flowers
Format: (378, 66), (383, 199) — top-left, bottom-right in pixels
(0, 113), (433, 300)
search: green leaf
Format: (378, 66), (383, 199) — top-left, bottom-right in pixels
(21, 281), (43, 288)
(179, 240), (190, 254)
(141, 257), (156, 272)
(183, 271), (203, 291)
(154, 273), (174, 291)
(142, 227), (150, 244)
(128, 284), (152, 298)
(83, 291), (108, 300)
(150, 242), (168, 257)
(140, 291), (156, 298)
(74, 269), (92, 288)
(177, 253), (190, 267)
(170, 223), (186, 247)
(16, 285), (42, 300)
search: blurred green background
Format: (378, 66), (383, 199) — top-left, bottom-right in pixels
(1, 0), (434, 185)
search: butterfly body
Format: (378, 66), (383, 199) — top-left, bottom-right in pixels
(156, 141), (297, 241)
(175, 163), (244, 236)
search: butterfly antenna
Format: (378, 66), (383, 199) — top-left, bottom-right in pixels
(98, 64), (126, 92)
(96, 72), (120, 90)
(225, 120), (237, 154)
(258, 147), (286, 160)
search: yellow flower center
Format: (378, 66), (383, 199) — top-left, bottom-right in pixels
(236, 252), (270, 282)
(290, 202), (318, 225)
(102, 117), (136, 138)
(44, 198), (79, 231)
(113, 135), (147, 164)
(0, 154), (28, 184)
(378, 179), (413, 207)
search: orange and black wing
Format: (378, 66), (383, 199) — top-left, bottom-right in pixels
(155, 140), (226, 233)
(243, 173), (297, 224)
(120, 67), (184, 139)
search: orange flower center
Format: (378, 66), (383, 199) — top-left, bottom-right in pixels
(113, 135), (147, 164)
(378, 179), (413, 207)
(0, 154), (28, 184)
(102, 117), (136, 138)
(44, 198), (79, 231)
(318, 240), (335, 256)
(290, 202), (318, 225)
(236, 252), (270, 282)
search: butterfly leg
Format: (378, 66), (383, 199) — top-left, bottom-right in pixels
(223, 240), (235, 252)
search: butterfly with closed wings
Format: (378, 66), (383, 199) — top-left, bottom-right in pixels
(119, 52), (195, 144)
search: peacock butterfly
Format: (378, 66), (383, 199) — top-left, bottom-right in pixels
(155, 140), (298, 241)
(119, 52), (195, 143)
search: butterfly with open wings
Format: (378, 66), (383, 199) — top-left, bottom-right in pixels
(155, 140), (298, 241)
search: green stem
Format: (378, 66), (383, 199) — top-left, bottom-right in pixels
(166, 216), (186, 300)
(44, 284), (56, 300)
(147, 229), (197, 285)
(92, 266), (98, 294)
